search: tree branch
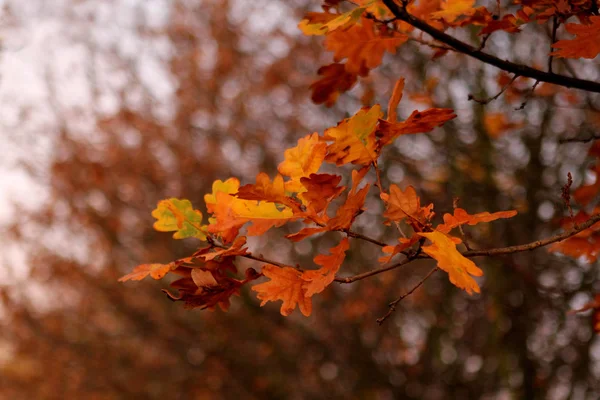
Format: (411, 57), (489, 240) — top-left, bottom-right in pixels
(381, 0), (600, 93)
(336, 213), (600, 283)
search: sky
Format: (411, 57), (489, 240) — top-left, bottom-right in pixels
(0, 0), (173, 224)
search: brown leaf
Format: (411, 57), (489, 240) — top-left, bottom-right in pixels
(310, 63), (358, 107)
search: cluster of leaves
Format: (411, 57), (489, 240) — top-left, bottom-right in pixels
(121, 79), (516, 316)
(302, 0), (600, 107)
(121, 0), (600, 328)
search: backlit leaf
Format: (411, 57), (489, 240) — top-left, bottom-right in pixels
(118, 263), (173, 282)
(325, 18), (408, 75)
(253, 264), (313, 316)
(436, 208), (517, 234)
(551, 16), (600, 59)
(381, 185), (434, 229)
(152, 198), (207, 240)
(278, 133), (327, 192)
(303, 238), (350, 297)
(323, 105), (383, 166)
(377, 108), (456, 148)
(419, 231), (483, 294)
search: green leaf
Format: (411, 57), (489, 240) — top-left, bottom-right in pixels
(152, 198), (207, 240)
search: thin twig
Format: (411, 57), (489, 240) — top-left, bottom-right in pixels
(515, 80), (540, 110)
(478, 33), (491, 51)
(335, 256), (414, 283)
(548, 17), (559, 73)
(469, 74), (518, 105)
(376, 267), (439, 324)
(559, 134), (600, 144)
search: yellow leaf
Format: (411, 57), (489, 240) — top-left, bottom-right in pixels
(430, 0), (476, 23)
(152, 198), (207, 240)
(278, 133), (327, 192)
(323, 105), (383, 166)
(209, 192), (295, 237)
(299, 7), (367, 36)
(204, 178), (240, 213)
(418, 231), (483, 295)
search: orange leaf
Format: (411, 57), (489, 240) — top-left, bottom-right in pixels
(277, 133), (327, 193)
(303, 238), (350, 297)
(252, 265), (312, 316)
(418, 231), (483, 295)
(387, 78), (405, 123)
(118, 263), (172, 282)
(327, 184), (370, 230)
(236, 173), (300, 210)
(436, 208), (517, 234)
(381, 185), (434, 229)
(430, 0), (476, 23)
(551, 16), (600, 59)
(325, 18), (408, 75)
(323, 105), (383, 166)
(379, 235), (419, 264)
(377, 108), (456, 147)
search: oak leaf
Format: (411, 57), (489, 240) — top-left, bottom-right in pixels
(436, 208), (517, 234)
(551, 16), (600, 59)
(303, 238), (350, 297)
(377, 108), (456, 147)
(323, 105), (383, 165)
(430, 0), (477, 23)
(387, 78), (405, 123)
(253, 264), (313, 316)
(381, 185), (434, 229)
(419, 231), (483, 294)
(152, 198), (207, 240)
(204, 178), (240, 213)
(208, 192), (295, 237)
(118, 263), (173, 282)
(379, 235), (420, 264)
(299, 7), (366, 35)
(324, 17), (408, 75)
(277, 133), (327, 193)
(236, 173), (300, 210)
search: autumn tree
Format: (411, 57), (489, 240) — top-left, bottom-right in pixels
(4, 0), (600, 398)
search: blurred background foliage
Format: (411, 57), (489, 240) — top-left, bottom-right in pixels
(1, 0), (600, 399)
